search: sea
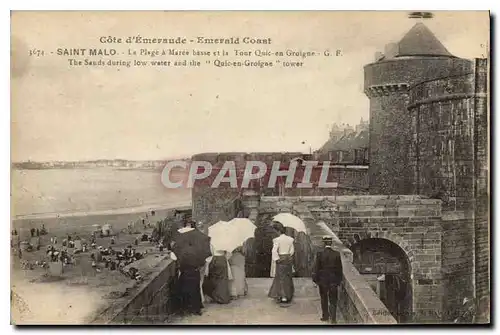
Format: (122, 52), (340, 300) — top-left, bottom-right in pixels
(11, 168), (191, 219)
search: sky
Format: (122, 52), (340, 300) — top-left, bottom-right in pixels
(11, 11), (489, 161)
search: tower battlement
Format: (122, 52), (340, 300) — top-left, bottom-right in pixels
(364, 83), (410, 97)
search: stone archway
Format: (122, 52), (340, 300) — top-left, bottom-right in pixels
(348, 237), (413, 323)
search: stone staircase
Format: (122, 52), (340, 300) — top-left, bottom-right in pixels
(170, 278), (343, 325)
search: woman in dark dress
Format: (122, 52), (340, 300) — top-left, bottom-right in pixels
(203, 250), (231, 304)
(176, 264), (203, 315)
(254, 223), (279, 277)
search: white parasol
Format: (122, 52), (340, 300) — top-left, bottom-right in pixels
(272, 213), (307, 233)
(208, 221), (241, 252)
(227, 218), (256, 243)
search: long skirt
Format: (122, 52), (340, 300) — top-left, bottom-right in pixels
(199, 261), (210, 304)
(268, 255), (294, 301)
(203, 256), (231, 304)
(229, 253), (247, 298)
(176, 267), (202, 314)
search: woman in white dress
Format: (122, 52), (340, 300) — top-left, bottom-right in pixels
(229, 245), (248, 299)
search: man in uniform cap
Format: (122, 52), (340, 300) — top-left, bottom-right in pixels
(312, 235), (343, 323)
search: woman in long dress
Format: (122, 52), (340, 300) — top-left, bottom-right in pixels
(203, 250), (232, 304)
(268, 222), (295, 304)
(254, 223), (279, 277)
(170, 244), (203, 316)
(243, 237), (256, 277)
(177, 267), (203, 315)
(229, 245), (248, 299)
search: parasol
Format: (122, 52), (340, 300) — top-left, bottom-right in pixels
(173, 228), (211, 268)
(272, 213), (307, 233)
(226, 218), (256, 243)
(208, 221), (241, 252)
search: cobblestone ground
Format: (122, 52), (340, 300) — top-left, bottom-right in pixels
(170, 218), (344, 325)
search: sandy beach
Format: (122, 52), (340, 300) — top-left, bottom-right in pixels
(11, 202), (190, 325)
(13, 201), (191, 220)
(10, 167), (193, 324)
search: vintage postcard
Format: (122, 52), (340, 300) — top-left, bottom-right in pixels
(10, 11), (490, 325)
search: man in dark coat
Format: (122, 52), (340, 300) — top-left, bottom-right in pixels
(312, 236), (343, 323)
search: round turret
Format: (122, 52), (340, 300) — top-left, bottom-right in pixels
(364, 23), (472, 194)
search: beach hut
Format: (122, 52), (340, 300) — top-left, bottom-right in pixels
(102, 223), (114, 237)
(73, 239), (82, 250)
(49, 261), (63, 277)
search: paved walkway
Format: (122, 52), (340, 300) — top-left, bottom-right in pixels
(170, 278), (342, 325)
(170, 212), (345, 325)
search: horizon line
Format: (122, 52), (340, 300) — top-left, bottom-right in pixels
(11, 157), (192, 164)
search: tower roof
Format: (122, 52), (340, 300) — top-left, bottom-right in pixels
(380, 23), (455, 60)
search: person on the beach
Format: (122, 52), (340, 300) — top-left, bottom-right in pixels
(268, 222), (295, 304)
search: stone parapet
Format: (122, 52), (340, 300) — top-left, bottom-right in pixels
(260, 195), (442, 218)
(340, 261), (397, 324)
(320, 226), (396, 324)
(258, 198), (397, 323)
(91, 257), (177, 324)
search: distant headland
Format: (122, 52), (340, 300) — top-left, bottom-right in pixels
(11, 158), (190, 170)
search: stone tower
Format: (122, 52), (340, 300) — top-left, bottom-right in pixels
(364, 23), (472, 194)
(365, 22), (489, 322)
(407, 57), (489, 322)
